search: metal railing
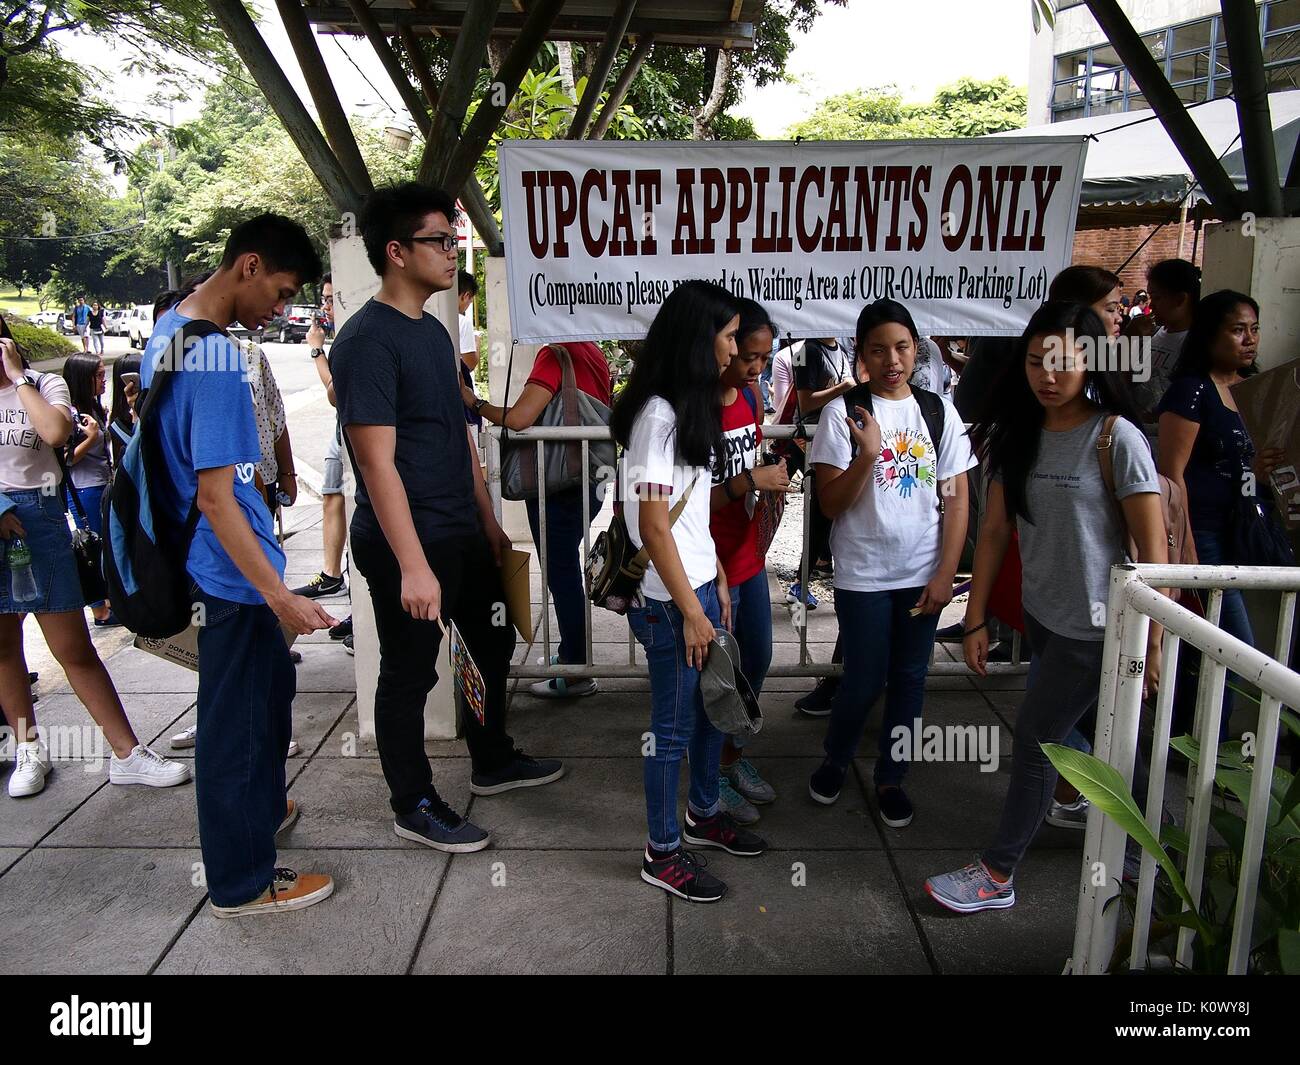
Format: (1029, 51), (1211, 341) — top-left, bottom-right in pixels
(483, 423), (1026, 681)
(1071, 562), (1300, 975)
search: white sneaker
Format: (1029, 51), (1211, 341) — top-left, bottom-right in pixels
(170, 724), (197, 750)
(8, 740), (51, 798)
(110, 745), (192, 787)
(287, 739), (300, 758)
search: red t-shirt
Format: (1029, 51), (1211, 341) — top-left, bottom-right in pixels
(526, 342), (612, 406)
(710, 388), (764, 586)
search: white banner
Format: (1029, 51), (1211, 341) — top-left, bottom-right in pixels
(500, 138), (1088, 342)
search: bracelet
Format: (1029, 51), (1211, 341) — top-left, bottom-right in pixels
(744, 469), (757, 492)
(279, 471), (296, 479)
(962, 621), (988, 637)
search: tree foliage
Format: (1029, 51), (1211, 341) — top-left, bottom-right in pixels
(786, 77), (1028, 141)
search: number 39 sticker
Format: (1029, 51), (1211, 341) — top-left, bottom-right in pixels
(1120, 655), (1145, 677)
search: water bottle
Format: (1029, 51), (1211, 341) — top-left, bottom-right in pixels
(8, 538), (37, 604)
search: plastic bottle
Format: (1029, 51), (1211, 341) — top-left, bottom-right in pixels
(8, 538), (38, 603)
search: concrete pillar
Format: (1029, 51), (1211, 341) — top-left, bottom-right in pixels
(328, 230), (461, 740)
(484, 255), (539, 543)
(1200, 217), (1300, 373)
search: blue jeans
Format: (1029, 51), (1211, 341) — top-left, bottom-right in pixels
(628, 582), (724, 850)
(824, 586), (940, 787)
(194, 590), (296, 907)
(526, 485), (604, 665)
(728, 570), (773, 750)
(67, 482), (107, 608)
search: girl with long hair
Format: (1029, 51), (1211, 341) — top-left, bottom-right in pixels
(0, 318), (189, 798)
(708, 298), (790, 824)
(108, 352), (142, 467)
(926, 301), (1167, 914)
(805, 299), (975, 827)
(62, 352), (115, 624)
(613, 280), (768, 904)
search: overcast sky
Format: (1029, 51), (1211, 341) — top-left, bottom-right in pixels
(55, 0), (1034, 154)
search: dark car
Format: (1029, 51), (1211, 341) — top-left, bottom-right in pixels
(228, 309), (312, 345)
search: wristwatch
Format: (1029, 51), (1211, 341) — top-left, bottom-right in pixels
(310, 347), (326, 359)
(474, 396), (488, 413)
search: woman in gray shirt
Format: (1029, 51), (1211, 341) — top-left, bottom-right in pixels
(925, 301), (1168, 915)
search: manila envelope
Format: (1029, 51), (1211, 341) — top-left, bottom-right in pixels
(1232, 358), (1300, 530)
(135, 620), (299, 672)
(500, 547), (533, 641)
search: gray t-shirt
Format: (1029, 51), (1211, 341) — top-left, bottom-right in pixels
(1017, 414), (1159, 642)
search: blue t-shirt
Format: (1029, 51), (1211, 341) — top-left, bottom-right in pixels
(142, 308), (285, 604)
(74, 304), (90, 327)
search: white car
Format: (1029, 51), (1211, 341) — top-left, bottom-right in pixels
(121, 305), (153, 349)
(104, 309), (130, 337)
(29, 310), (63, 330)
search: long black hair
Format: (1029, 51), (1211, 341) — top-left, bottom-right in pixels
(1048, 264), (1122, 305)
(1173, 289), (1260, 380)
(610, 280), (738, 468)
(0, 316), (31, 370)
(735, 298), (777, 347)
(109, 352), (142, 466)
(63, 352), (106, 426)
(972, 300), (1142, 524)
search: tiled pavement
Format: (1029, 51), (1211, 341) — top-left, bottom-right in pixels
(0, 401), (1092, 976)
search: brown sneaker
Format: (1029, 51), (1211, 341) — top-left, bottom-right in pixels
(277, 799), (299, 835)
(210, 868), (334, 919)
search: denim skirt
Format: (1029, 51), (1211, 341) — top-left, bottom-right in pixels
(0, 488), (85, 615)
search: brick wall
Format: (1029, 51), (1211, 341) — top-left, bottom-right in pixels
(1072, 219), (1205, 295)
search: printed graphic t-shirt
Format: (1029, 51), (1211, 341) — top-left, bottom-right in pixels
(710, 389), (763, 586)
(622, 396), (715, 602)
(143, 308), (285, 604)
(809, 390), (975, 592)
(0, 373), (73, 490)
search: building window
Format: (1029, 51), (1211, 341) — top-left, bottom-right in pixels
(1050, 1), (1300, 120)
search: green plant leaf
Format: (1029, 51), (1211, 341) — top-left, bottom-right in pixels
(1279, 772), (1300, 824)
(1209, 806), (1247, 859)
(1279, 929), (1300, 974)
(1281, 708), (1300, 740)
(1044, 744), (1210, 939)
(1162, 822), (1191, 855)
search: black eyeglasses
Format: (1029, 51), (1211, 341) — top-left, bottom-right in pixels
(406, 234), (457, 252)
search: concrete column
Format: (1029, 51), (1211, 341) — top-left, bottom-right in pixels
(1200, 217), (1300, 373)
(484, 255), (539, 543)
(328, 230), (461, 740)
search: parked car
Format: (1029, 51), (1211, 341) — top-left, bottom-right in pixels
(28, 310), (63, 330)
(281, 305), (317, 343)
(228, 312), (297, 344)
(104, 308), (131, 337)
(121, 305), (153, 349)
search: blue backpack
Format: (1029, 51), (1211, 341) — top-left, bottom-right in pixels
(101, 320), (222, 638)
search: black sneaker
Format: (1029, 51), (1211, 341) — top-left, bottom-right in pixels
(470, 750), (565, 796)
(683, 809), (768, 856)
(291, 572), (345, 599)
(809, 760), (846, 805)
(394, 796), (490, 853)
(640, 848), (726, 903)
(935, 621), (965, 642)
(329, 615), (353, 640)
(986, 641), (1013, 663)
(876, 786), (914, 828)
(342, 634), (354, 656)
(795, 678), (839, 717)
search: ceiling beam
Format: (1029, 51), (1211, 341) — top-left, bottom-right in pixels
(588, 32), (653, 140)
(344, 0), (432, 136)
(1219, 0), (1284, 217)
(1084, 0), (1241, 217)
(567, 0), (637, 139)
(421, 0), (501, 186)
(207, 0), (361, 214)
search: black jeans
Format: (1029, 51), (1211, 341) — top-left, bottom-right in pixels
(351, 531), (517, 815)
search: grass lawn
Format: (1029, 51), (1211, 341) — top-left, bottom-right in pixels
(0, 291), (46, 318)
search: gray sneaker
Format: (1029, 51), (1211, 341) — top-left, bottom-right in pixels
(718, 775), (760, 825)
(724, 758), (776, 805)
(1045, 795), (1090, 830)
(925, 860), (1015, 914)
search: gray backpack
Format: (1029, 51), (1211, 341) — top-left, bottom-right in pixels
(500, 344), (616, 501)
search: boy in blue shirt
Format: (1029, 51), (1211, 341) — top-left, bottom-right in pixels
(143, 214), (338, 918)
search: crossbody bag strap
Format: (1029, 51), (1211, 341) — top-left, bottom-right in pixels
(627, 470), (702, 571)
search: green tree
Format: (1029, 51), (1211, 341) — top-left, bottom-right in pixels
(787, 76), (1027, 141)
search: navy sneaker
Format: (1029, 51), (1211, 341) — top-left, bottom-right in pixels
(876, 785), (914, 828)
(809, 760), (846, 805)
(394, 796), (490, 853)
(329, 615), (353, 640)
(795, 678), (839, 717)
(683, 808), (768, 856)
(471, 749), (565, 796)
(641, 848), (726, 903)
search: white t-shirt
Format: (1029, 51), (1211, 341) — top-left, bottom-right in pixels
(0, 372), (73, 491)
(458, 312), (476, 358)
(809, 390), (976, 592)
(772, 344), (794, 416)
(621, 396), (716, 602)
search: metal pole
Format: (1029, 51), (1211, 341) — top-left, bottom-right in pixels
(1219, 0), (1285, 217)
(581, 438), (593, 668)
(537, 440), (551, 667)
(567, 0), (638, 140)
(589, 34), (655, 140)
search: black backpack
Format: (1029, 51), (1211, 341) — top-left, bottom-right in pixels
(841, 383), (948, 511)
(101, 320), (224, 638)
